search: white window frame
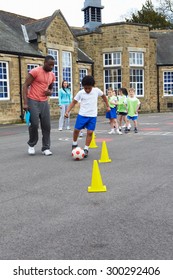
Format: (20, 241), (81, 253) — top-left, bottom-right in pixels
(79, 69), (88, 89)
(62, 51), (72, 92)
(129, 52), (144, 96)
(48, 49), (59, 98)
(0, 61), (10, 101)
(27, 64), (39, 72)
(129, 52), (144, 66)
(130, 68), (144, 97)
(103, 52), (121, 67)
(103, 52), (122, 92)
(163, 71), (173, 96)
(104, 68), (122, 93)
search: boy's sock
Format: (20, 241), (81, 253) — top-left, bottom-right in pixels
(84, 145), (89, 150)
(73, 141), (78, 145)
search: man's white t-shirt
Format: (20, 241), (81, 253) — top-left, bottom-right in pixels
(74, 87), (103, 117)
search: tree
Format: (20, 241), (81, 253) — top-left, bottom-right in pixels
(156, 0), (173, 23)
(126, 0), (173, 29)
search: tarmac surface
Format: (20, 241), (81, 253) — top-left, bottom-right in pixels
(0, 112), (173, 260)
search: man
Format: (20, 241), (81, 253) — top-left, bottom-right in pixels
(23, 55), (56, 155)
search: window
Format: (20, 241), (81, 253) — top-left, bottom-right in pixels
(130, 69), (144, 96)
(129, 52), (143, 66)
(129, 52), (144, 96)
(84, 7), (101, 24)
(91, 7), (101, 22)
(48, 49), (59, 98)
(104, 52), (121, 66)
(84, 9), (89, 24)
(103, 52), (122, 92)
(163, 71), (173, 96)
(79, 69), (87, 89)
(62, 51), (72, 90)
(104, 69), (122, 92)
(0, 61), (9, 100)
(27, 64), (39, 72)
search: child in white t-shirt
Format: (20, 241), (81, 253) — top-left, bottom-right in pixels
(65, 75), (110, 158)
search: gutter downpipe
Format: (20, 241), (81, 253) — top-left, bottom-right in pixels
(18, 55), (24, 121)
(157, 65), (160, 112)
(91, 62), (94, 77)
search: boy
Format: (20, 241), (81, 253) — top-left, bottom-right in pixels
(106, 87), (122, 135)
(117, 87), (128, 131)
(125, 88), (141, 133)
(64, 75), (110, 158)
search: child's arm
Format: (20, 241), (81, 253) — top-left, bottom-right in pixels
(64, 99), (78, 118)
(110, 99), (118, 106)
(135, 101), (141, 114)
(101, 94), (111, 111)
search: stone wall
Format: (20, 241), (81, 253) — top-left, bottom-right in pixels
(1, 17), (173, 124)
(77, 23), (160, 113)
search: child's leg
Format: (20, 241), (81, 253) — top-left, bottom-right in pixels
(134, 119), (138, 131)
(114, 119), (119, 129)
(134, 119), (138, 128)
(110, 119), (114, 128)
(114, 119), (122, 134)
(83, 130), (93, 157)
(119, 115), (123, 128)
(125, 118), (130, 133)
(85, 130), (93, 147)
(79, 130), (83, 137)
(72, 128), (80, 148)
(123, 115), (129, 128)
(108, 119), (116, 134)
(83, 117), (96, 157)
(73, 128), (80, 141)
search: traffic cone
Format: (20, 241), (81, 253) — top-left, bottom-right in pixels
(98, 141), (112, 163)
(88, 160), (107, 192)
(89, 132), (98, 148)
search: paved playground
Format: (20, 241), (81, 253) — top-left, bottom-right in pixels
(0, 112), (173, 260)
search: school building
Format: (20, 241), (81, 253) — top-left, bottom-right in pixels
(1, 0), (173, 124)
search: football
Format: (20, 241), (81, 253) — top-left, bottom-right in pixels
(72, 147), (85, 160)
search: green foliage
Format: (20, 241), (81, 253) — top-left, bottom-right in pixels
(126, 0), (173, 29)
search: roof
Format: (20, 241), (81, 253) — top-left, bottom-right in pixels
(1, 10), (173, 66)
(150, 31), (173, 65)
(25, 10), (75, 41)
(0, 19), (42, 56)
(0, 10), (43, 56)
(0, 10), (91, 62)
(77, 48), (93, 64)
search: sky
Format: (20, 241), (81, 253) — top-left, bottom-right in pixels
(1, 0), (158, 27)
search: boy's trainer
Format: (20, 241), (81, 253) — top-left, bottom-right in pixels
(72, 144), (78, 150)
(84, 149), (89, 158)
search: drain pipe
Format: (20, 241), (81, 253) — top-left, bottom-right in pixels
(18, 55), (24, 121)
(157, 65), (160, 112)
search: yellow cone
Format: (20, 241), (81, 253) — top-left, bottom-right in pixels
(88, 160), (107, 192)
(89, 132), (98, 148)
(98, 141), (112, 163)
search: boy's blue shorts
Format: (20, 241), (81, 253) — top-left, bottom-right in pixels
(106, 107), (117, 119)
(74, 114), (97, 131)
(127, 115), (138, 121)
